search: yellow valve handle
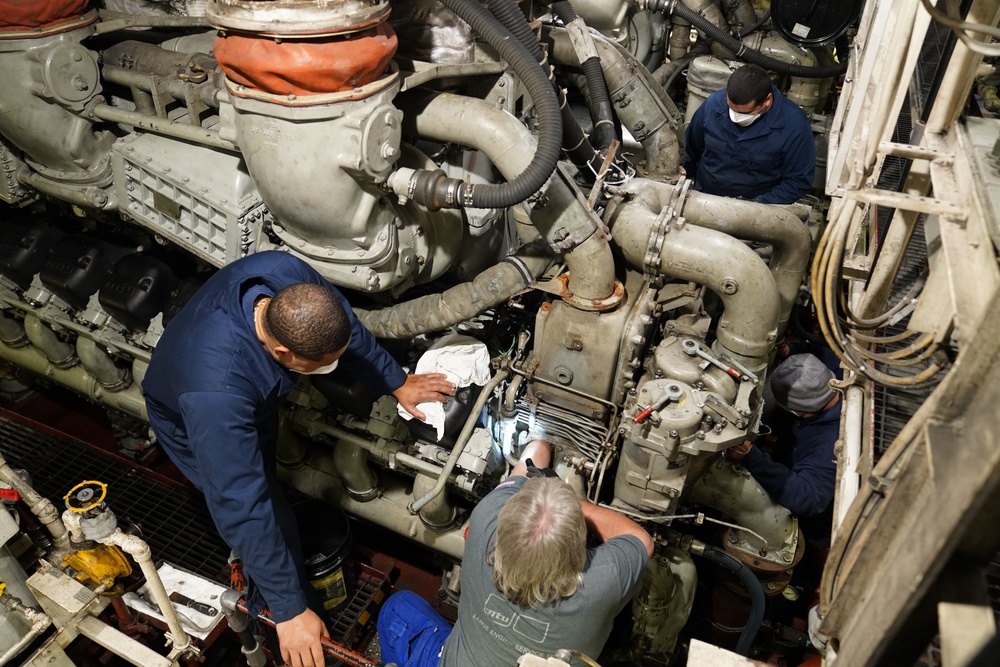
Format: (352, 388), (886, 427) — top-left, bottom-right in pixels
(64, 480), (108, 513)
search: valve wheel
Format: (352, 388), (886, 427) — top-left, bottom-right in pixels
(64, 480), (108, 513)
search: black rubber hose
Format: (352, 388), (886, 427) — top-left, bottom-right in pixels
(424, 0), (563, 208)
(696, 545), (765, 656)
(736, 9), (770, 38)
(483, 0), (602, 173)
(551, 1), (616, 150)
(652, 0), (847, 78)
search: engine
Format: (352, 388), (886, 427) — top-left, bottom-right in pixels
(0, 0), (848, 660)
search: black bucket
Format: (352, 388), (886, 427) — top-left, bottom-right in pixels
(295, 500), (356, 616)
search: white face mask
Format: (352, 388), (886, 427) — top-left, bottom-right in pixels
(729, 107), (761, 127)
(298, 359), (339, 375)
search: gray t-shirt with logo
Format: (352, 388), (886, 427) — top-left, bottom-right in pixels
(440, 476), (648, 666)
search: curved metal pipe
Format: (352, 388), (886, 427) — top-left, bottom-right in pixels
(396, 91), (614, 301)
(682, 191), (811, 338)
(0, 593), (51, 666)
(0, 313), (28, 348)
(607, 182), (779, 361)
(686, 458), (798, 560)
(411, 369), (509, 513)
(23, 315), (76, 367)
(412, 473), (456, 529)
(76, 337), (131, 392)
(0, 452), (70, 554)
(100, 528), (193, 655)
(333, 442), (379, 501)
(0, 335), (148, 421)
(278, 454), (468, 559)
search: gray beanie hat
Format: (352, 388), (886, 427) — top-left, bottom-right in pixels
(769, 353), (836, 413)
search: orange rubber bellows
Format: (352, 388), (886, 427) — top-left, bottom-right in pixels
(215, 23), (398, 97)
(0, 0), (90, 31)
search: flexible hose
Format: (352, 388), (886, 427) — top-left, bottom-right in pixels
(484, 0), (603, 172)
(651, 0), (848, 78)
(420, 0), (562, 208)
(551, 1), (617, 150)
(695, 545), (764, 656)
(354, 244), (552, 338)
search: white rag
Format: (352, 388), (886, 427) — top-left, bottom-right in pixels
(397, 334), (492, 440)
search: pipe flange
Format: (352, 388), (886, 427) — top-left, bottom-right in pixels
(533, 273), (625, 312)
(720, 526), (805, 572)
(644, 179), (691, 281)
(206, 0), (390, 37)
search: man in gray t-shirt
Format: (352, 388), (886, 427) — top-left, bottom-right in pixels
(439, 440), (653, 665)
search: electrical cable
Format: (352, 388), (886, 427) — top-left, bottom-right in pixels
(919, 0), (1000, 57)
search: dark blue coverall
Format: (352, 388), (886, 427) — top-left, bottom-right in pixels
(684, 84), (816, 204)
(142, 251), (406, 622)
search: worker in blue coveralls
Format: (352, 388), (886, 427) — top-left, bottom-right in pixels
(142, 251), (456, 667)
(684, 63), (815, 204)
(728, 352), (840, 546)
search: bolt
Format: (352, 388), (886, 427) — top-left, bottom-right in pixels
(720, 278), (739, 294)
(72, 75), (89, 91)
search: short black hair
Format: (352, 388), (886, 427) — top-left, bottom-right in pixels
(726, 64), (773, 106)
(262, 283), (351, 361)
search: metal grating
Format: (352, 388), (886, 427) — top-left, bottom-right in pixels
(0, 415), (230, 584)
(871, 219), (934, 458)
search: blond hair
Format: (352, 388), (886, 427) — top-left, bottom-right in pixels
(490, 477), (586, 608)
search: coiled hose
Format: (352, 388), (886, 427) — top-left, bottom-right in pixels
(695, 544), (765, 656)
(483, 0), (604, 173)
(551, 1), (617, 151)
(407, 0), (563, 209)
(650, 0), (848, 78)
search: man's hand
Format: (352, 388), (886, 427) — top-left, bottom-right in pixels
(728, 439), (753, 461)
(392, 373), (456, 420)
(275, 608), (329, 667)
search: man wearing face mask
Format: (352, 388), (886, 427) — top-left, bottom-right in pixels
(684, 63), (815, 205)
(142, 250), (455, 667)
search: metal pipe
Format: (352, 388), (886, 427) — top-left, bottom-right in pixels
(0, 338), (149, 421)
(87, 103), (238, 152)
(220, 590), (267, 667)
(17, 170), (116, 211)
(686, 459), (799, 563)
(836, 386), (864, 533)
(682, 190), (811, 338)
(411, 369), (509, 512)
(278, 455), (468, 559)
(0, 593), (51, 666)
(395, 91), (614, 301)
(76, 338), (131, 392)
(412, 473), (456, 529)
(332, 442), (378, 501)
(22, 315), (76, 367)
(0, 313), (28, 348)
(0, 453), (69, 553)
(607, 182), (780, 361)
(51, 316), (152, 364)
(100, 529), (193, 656)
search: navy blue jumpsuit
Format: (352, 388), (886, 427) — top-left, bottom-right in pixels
(685, 85), (815, 204)
(143, 251), (406, 622)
